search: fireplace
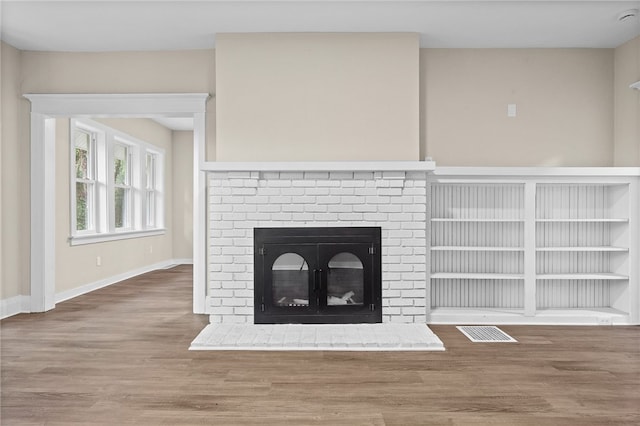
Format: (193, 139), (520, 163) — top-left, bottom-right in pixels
(254, 227), (382, 324)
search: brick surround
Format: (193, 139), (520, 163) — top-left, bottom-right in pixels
(207, 170), (429, 324)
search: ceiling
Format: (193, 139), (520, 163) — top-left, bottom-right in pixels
(1, 1), (639, 52)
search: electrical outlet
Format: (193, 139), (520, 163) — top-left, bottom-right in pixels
(96, 256), (102, 266)
(149, 245), (153, 254)
(507, 103), (517, 117)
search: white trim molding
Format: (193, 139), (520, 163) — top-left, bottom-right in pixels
(24, 93), (209, 314)
(203, 160), (437, 172)
(1, 296), (31, 320)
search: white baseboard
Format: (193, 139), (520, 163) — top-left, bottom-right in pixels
(0, 295), (31, 320)
(1, 258), (196, 320)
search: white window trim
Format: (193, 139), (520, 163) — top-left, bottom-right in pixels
(24, 92), (209, 315)
(69, 118), (166, 246)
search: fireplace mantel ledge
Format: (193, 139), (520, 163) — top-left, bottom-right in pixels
(201, 160), (436, 172)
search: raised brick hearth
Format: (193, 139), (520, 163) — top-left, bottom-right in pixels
(207, 168), (430, 324)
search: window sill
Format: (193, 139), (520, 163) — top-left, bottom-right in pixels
(69, 229), (166, 246)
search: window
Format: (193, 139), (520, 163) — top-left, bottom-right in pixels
(70, 119), (165, 245)
(113, 143), (132, 230)
(73, 128), (96, 232)
(145, 152), (158, 228)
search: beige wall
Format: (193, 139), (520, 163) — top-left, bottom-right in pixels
(55, 118), (174, 293)
(1, 42), (29, 300)
(423, 49), (615, 166)
(215, 33), (420, 161)
(20, 49), (217, 159)
(172, 131), (194, 260)
(614, 36), (640, 166)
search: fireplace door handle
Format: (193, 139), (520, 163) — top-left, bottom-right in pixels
(313, 269), (323, 292)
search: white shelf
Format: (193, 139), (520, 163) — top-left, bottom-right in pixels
(536, 273), (628, 281)
(431, 273), (524, 280)
(432, 246), (524, 252)
(536, 218), (629, 223)
(536, 246), (628, 252)
(432, 218), (524, 223)
(429, 307), (632, 325)
(202, 160), (436, 172)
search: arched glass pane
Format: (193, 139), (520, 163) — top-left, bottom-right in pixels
(327, 252), (364, 306)
(272, 253), (308, 306)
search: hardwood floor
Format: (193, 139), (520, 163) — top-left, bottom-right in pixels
(2, 264), (639, 425)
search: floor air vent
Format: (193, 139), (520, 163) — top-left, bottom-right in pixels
(456, 326), (517, 343)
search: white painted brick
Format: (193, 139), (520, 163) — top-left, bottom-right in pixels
(393, 281), (415, 289)
(244, 195), (270, 204)
(329, 172), (353, 180)
(402, 307), (426, 316)
(354, 187), (377, 196)
(234, 220), (259, 229)
(413, 298), (427, 307)
(222, 212), (246, 221)
(353, 204), (378, 213)
(413, 195), (427, 204)
(280, 187), (305, 196)
(304, 172), (329, 179)
(209, 171), (229, 179)
(316, 180), (341, 187)
(221, 247), (247, 256)
(389, 195), (412, 204)
(233, 256), (253, 264)
(215, 289), (235, 298)
(216, 187), (232, 195)
(244, 179), (259, 188)
(366, 195), (390, 205)
(386, 263), (413, 272)
(271, 213), (293, 221)
(258, 204), (281, 213)
(354, 172), (374, 180)
(211, 272), (233, 281)
(222, 281), (248, 289)
(291, 195), (317, 204)
(233, 204), (257, 213)
(402, 272), (426, 281)
(389, 298), (412, 307)
(292, 213), (314, 221)
(402, 204), (426, 213)
(413, 246), (427, 255)
(388, 180), (405, 188)
(279, 172), (304, 180)
(328, 204), (354, 213)
(374, 179), (390, 188)
(314, 213), (338, 221)
(234, 272), (253, 281)
(234, 306), (254, 315)
(292, 180), (317, 187)
(222, 264), (246, 273)
(256, 187), (280, 196)
(331, 187), (355, 196)
(402, 289), (426, 299)
(304, 187), (330, 196)
(413, 213), (427, 221)
(317, 196), (341, 204)
(234, 289), (253, 298)
(305, 204), (327, 213)
(267, 180), (292, 188)
(388, 229), (413, 239)
(383, 272), (402, 281)
(401, 222), (426, 230)
(377, 188), (403, 196)
(231, 187), (257, 196)
(377, 204), (402, 213)
(211, 204), (233, 213)
(213, 306), (234, 315)
(260, 172), (280, 180)
(228, 179), (247, 188)
(282, 204), (304, 212)
(221, 195), (245, 204)
(341, 180), (366, 188)
(363, 213), (387, 221)
(338, 213), (363, 221)
(269, 195), (292, 204)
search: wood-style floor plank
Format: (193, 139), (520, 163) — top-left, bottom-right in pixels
(1, 265), (639, 425)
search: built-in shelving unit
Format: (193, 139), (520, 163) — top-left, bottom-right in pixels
(428, 168), (639, 325)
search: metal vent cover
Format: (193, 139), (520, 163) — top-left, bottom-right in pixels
(456, 326), (517, 343)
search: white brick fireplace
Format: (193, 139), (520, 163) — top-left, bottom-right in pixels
(206, 162), (436, 324)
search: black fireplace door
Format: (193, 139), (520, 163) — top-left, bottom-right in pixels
(317, 243), (377, 316)
(260, 243), (318, 315)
